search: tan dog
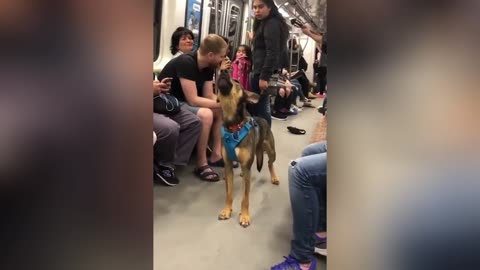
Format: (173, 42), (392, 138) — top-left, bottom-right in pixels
(216, 70), (279, 228)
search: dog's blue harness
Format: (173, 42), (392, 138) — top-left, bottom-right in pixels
(221, 117), (258, 162)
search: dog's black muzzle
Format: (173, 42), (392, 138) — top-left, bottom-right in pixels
(217, 70), (233, 96)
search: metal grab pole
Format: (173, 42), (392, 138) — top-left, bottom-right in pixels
(247, 0), (252, 31)
(214, 0), (219, 34)
(246, 0), (253, 46)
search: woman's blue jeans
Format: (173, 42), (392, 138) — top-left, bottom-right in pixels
(248, 74), (272, 126)
(288, 142), (327, 264)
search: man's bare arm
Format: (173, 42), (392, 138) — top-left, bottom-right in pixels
(180, 78), (220, 109)
(301, 24), (323, 45)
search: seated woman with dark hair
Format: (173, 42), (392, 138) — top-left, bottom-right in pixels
(170, 27), (195, 57)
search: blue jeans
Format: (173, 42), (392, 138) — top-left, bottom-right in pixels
(290, 79), (306, 102)
(289, 142), (327, 264)
(248, 74), (272, 126)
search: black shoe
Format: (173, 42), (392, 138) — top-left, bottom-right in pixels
(271, 111), (287, 121)
(318, 106), (327, 115)
(154, 164), (179, 186)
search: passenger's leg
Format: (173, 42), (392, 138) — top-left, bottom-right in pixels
(195, 108), (213, 168)
(319, 66), (327, 95)
(273, 88), (286, 112)
(168, 109), (202, 166)
(153, 113), (179, 164)
(291, 79), (305, 101)
(247, 75), (259, 117)
(257, 94), (272, 126)
(285, 87), (295, 109)
(294, 72), (311, 98)
(301, 141), (327, 157)
(288, 152), (327, 265)
(209, 108), (223, 163)
(248, 74), (272, 126)
(153, 113), (181, 185)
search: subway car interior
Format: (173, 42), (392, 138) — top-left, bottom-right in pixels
(153, 0), (327, 269)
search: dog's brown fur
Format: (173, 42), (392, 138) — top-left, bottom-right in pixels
(216, 71), (279, 227)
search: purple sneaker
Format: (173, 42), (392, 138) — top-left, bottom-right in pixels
(271, 256), (316, 270)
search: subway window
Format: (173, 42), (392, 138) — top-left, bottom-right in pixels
(153, 0), (162, 61)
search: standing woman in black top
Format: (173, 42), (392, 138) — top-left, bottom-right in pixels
(249, 0), (289, 126)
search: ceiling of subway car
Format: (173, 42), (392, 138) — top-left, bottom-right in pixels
(274, 0), (327, 32)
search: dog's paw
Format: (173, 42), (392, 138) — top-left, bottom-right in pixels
(239, 213), (251, 228)
(271, 177), (280, 185)
(218, 208), (232, 220)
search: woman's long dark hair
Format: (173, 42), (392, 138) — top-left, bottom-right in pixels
(252, 0), (289, 45)
(170, 27), (194, 55)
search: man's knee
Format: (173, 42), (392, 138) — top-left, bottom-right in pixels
(288, 159), (306, 186)
(184, 113), (202, 132)
(154, 116), (180, 141)
(197, 108), (214, 126)
(285, 87), (292, 97)
(301, 142), (327, 157)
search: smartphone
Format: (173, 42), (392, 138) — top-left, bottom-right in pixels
(290, 18), (304, 28)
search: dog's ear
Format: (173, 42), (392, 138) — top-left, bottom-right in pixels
(245, 91), (260, 104)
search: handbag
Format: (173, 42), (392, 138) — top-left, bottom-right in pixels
(153, 93), (181, 115)
(264, 73), (287, 96)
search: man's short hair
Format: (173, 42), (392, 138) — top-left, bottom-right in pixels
(198, 34), (228, 56)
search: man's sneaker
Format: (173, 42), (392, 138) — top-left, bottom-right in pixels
(272, 111), (288, 121)
(280, 107), (297, 116)
(154, 164), (179, 186)
(314, 235), (327, 256)
(291, 105), (302, 112)
(271, 256), (317, 270)
(301, 100), (315, 108)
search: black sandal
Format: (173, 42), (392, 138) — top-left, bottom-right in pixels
(287, 126), (306, 135)
(194, 165), (220, 182)
(208, 158), (239, 168)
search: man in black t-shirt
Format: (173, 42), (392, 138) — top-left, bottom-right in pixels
(158, 34), (228, 182)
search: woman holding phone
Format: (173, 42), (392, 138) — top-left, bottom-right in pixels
(153, 76), (201, 186)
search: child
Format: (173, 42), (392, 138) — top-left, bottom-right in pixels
(232, 44), (252, 91)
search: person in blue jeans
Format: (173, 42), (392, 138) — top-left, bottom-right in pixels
(271, 141), (327, 270)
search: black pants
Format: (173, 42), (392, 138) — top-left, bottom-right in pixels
(316, 66), (327, 94)
(273, 89), (295, 112)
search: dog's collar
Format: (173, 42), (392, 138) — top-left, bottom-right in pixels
(225, 119), (248, 132)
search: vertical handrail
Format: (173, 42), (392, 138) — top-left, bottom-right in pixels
(214, 0), (219, 34)
(247, 0), (252, 31)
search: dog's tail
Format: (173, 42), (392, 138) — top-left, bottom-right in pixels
(256, 144), (264, 172)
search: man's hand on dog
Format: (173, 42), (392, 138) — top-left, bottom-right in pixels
(153, 78), (171, 95)
(259, 79), (269, 91)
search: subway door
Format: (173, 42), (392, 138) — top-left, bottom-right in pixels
(207, 0), (224, 35)
(224, 0), (244, 59)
